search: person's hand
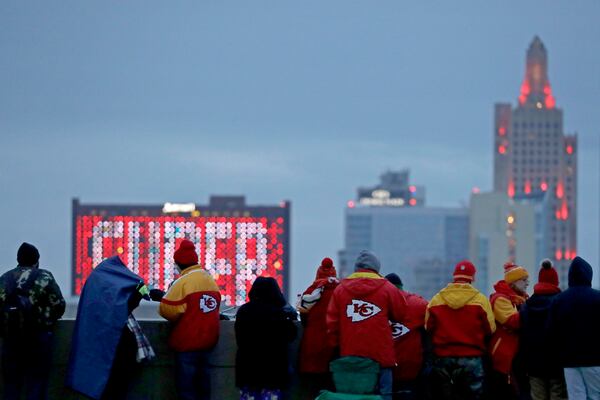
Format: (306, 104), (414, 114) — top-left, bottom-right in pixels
(149, 289), (165, 302)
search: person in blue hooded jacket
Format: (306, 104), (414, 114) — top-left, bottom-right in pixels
(66, 256), (163, 400)
(547, 256), (600, 399)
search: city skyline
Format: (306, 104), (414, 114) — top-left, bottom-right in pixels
(1, 2), (598, 299)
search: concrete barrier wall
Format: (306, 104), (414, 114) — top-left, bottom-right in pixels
(0, 320), (312, 400)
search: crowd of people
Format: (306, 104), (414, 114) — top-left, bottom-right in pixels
(0, 240), (599, 400)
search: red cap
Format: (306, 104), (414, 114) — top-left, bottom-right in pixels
(538, 259), (559, 286)
(174, 239), (198, 267)
(453, 260), (476, 283)
(316, 257), (337, 280)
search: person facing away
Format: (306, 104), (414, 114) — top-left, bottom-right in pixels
(326, 250), (407, 400)
(67, 255), (160, 400)
(0, 242), (66, 400)
(384, 273), (428, 400)
(547, 256), (600, 400)
(519, 259), (567, 400)
(159, 239), (221, 400)
(297, 257), (340, 395)
(235, 276), (298, 400)
(488, 262), (530, 400)
(425, 260), (495, 400)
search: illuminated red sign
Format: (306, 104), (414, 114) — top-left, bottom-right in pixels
(73, 202), (289, 307)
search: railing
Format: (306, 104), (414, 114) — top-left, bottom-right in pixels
(0, 320), (311, 400)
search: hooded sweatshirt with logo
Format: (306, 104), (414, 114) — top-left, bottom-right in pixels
(326, 270), (407, 367)
(426, 283), (496, 357)
(547, 256), (600, 367)
(159, 265), (221, 352)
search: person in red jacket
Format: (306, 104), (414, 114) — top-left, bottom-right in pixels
(426, 260), (496, 400)
(297, 257), (340, 397)
(385, 273), (428, 400)
(158, 239), (221, 400)
(326, 250), (407, 400)
(488, 262), (529, 400)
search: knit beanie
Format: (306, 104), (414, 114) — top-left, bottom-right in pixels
(174, 239), (198, 267)
(453, 260), (476, 283)
(316, 257), (337, 280)
(385, 273), (403, 289)
(354, 250), (381, 273)
(17, 242), (40, 266)
(504, 262), (529, 284)
(538, 259), (559, 287)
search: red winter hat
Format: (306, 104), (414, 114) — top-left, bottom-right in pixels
(316, 257), (337, 280)
(453, 260), (476, 283)
(174, 239), (198, 267)
(538, 259), (559, 286)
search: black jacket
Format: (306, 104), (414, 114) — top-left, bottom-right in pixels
(547, 257), (600, 368)
(235, 277), (297, 390)
(520, 290), (562, 377)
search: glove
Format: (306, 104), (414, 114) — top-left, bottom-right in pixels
(149, 289), (165, 302)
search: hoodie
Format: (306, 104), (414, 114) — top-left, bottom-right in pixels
(426, 283), (495, 357)
(547, 256), (600, 367)
(326, 270), (407, 367)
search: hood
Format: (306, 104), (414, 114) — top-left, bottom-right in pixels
(493, 280), (528, 305)
(249, 276), (286, 307)
(439, 283), (480, 309)
(568, 256), (593, 287)
(533, 282), (560, 296)
(341, 271), (387, 296)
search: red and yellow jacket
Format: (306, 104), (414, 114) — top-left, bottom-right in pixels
(489, 280), (527, 374)
(426, 283), (495, 357)
(326, 270), (407, 368)
(159, 265), (221, 352)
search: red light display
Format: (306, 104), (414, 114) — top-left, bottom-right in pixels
(524, 181), (531, 194)
(498, 127), (506, 136)
(409, 198), (417, 206)
(556, 181), (564, 199)
(73, 214), (288, 306)
(540, 181), (548, 191)
(507, 180), (515, 198)
(555, 249), (563, 261)
(498, 145), (507, 155)
(566, 145), (573, 155)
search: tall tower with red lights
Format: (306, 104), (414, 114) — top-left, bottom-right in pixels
(493, 36), (577, 285)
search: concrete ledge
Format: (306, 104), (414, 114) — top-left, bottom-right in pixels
(0, 320), (311, 400)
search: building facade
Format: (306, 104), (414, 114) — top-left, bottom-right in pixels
(340, 171), (468, 300)
(493, 36), (577, 285)
(469, 191), (550, 293)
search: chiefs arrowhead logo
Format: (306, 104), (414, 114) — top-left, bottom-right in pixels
(199, 294), (217, 313)
(390, 321), (410, 339)
(346, 299), (382, 322)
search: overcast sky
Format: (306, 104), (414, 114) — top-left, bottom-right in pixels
(1, 1), (599, 299)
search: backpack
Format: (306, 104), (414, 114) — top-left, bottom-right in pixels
(0, 268), (40, 337)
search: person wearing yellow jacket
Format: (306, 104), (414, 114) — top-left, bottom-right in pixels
(426, 260), (496, 400)
(488, 262), (529, 400)
(159, 239), (221, 400)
